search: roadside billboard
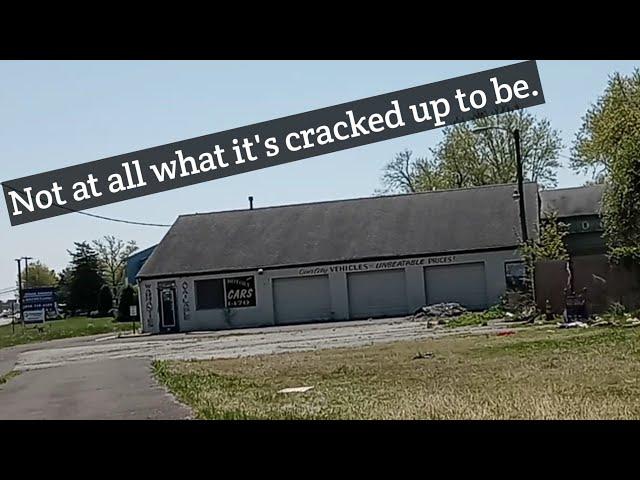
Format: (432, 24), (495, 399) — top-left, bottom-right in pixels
(22, 286), (59, 322)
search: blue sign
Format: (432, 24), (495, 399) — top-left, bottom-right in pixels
(22, 287), (57, 313)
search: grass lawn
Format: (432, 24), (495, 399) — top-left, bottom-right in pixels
(0, 316), (135, 350)
(153, 326), (640, 419)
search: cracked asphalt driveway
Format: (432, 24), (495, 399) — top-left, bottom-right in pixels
(0, 316), (523, 420)
(0, 358), (191, 420)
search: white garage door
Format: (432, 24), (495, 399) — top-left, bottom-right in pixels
(424, 262), (487, 310)
(348, 269), (407, 319)
(273, 275), (332, 325)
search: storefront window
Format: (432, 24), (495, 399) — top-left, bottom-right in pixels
(195, 279), (225, 310)
(505, 261), (527, 292)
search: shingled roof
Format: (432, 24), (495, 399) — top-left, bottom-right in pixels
(138, 182), (540, 279)
(540, 184), (603, 217)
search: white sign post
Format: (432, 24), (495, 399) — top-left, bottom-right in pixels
(129, 305), (138, 335)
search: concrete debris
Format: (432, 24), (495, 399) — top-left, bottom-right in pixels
(278, 386), (314, 393)
(518, 306), (538, 323)
(558, 321), (589, 329)
(412, 303), (468, 320)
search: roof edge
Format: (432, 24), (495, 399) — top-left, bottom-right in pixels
(137, 244), (521, 281)
(176, 181), (540, 219)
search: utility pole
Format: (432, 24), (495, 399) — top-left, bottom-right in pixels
(15, 258), (23, 326)
(513, 129), (528, 243)
(22, 256), (33, 288)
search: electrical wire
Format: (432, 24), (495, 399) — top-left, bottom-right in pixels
(62, 210), (172, 227)
(2, 182), (172, 227)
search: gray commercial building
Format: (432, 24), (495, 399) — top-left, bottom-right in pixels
(137, 182), (540, 333)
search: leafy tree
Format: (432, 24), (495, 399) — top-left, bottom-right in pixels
(92, 235), (138, 301)
(604, 151), (640, 263)
(519, 211), (570, 298)
(572, 70), (640, 262)
(56, 267), (72, 305)
(16, 260), (58, 289)
(572, 70), (640, 177)
(523, 211), (570, 262)
(97, 285), (113, 315)
(583, 175), (605, 187)
(379, 111), (563, 194)
(378, 149), (448, 194)
(66, 242), (105, 312)
(117, 284), (138, 322)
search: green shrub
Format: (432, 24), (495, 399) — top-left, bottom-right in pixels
(446, 304), (506, 328)
(608, 302), (626, 317)
(117, 285), (138, 322)
(97, 285), (113, 315)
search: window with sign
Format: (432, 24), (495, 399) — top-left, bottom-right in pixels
(505, 261), (527, 292)
(195, 279), (225, 310)
(224, 276), (256, 308)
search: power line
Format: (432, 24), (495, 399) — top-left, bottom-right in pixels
(2, 182), (172, 228)
(67, 210), (172, 227)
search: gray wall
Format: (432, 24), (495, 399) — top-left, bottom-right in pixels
(138, 248), (521, 333)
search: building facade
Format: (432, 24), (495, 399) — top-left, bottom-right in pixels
(540, 184), (605, 256)
(137, 183), (539, 334)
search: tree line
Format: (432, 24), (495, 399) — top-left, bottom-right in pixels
(17, 236), (139, 320)
(378, 69), (640, 264)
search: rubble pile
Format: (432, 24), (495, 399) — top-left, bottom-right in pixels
(411, 302), (467, 321)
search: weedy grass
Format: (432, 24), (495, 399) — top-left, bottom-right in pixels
(153, 326), (640, 420)
(0, 370), (21, 386)
(0, 316), (133, 350)
(445, 304), (507, 328)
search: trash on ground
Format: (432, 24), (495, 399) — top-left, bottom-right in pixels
(496, 330), (516, 336)
(278, 386), (314, 393)
(558, 321), (589, 329)
(412, 351), (434, 360)
(623, 318), (640, 328)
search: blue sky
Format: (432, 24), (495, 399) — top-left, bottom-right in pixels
(1, 60), (638, 298)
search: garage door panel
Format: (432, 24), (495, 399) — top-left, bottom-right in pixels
(273, 275), (331, 324)
(348, 269), (407, 319)
(425, 262), (487, 310)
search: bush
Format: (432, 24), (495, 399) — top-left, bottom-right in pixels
(117, 285), (138, 322)
(97, 285), (113, 315)
(608, 302), (627, 317)
(446, 304), (506, 328)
